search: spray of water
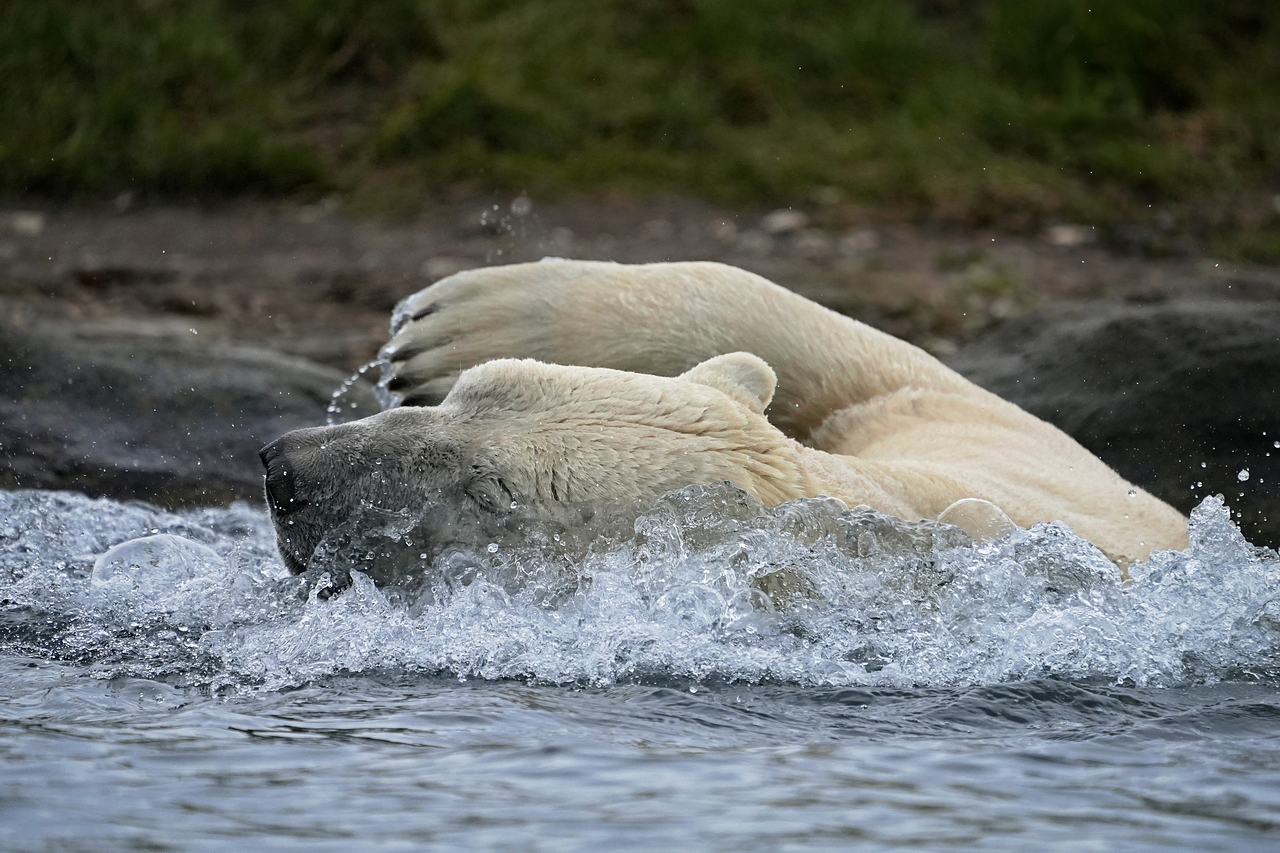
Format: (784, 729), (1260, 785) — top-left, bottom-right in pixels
(2, 486), (1277, 694)
(326, 359), (393, 425)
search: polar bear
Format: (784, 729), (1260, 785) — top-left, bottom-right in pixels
(260, 260), (1187, 590)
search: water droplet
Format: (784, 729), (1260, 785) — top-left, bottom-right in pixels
(326, 359), (383, 424)
(1200, 461), (1207, 468)
(1127, 488), (1136, 498)
(486, 543), (499, 553)
(1238, 469), (1250, 482)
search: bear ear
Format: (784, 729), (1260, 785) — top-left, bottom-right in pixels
(679, 352), (776, 414)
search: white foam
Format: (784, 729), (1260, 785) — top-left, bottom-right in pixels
(1, 489), (1277, 692)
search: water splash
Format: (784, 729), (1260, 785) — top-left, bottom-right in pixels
(1, 489), (1277, 693)
(326, 359), (389, 424)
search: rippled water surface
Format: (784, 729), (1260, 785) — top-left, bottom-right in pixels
(2, 488), (1279, 851)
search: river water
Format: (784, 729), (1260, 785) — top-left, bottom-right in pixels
(2, 487), (1278, 851)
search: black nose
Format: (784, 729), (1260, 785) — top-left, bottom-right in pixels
(260, 437), (304, 515)
(259, 437), (284, 469)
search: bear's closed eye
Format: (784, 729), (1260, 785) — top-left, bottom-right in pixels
(465, 473), (515, 513)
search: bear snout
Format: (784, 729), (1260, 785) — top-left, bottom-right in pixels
(260, 437), (306, 516)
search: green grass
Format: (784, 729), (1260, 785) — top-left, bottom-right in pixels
(1210, 222), (1280, 264)
(2, 0), (1278, 234)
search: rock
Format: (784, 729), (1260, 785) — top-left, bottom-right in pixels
(837, 229), (879, 257)
(707, 219), (738, 244)
(793, 230), (833, 259)
(639, 219), (675, 241)
(0, 318), (380, 508)
(1044, 224), (1095, 247)
(7, 212), (45, 237)
(735, 230), (773, 257)
(760, 209), (808, 236)
(948, 299), (1280, 547)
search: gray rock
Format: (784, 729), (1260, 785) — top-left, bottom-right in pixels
(0, 318), (380, 509)
(948, 299), (1280, 547)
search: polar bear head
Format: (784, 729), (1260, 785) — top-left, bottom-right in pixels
(261, 353), (802, 584)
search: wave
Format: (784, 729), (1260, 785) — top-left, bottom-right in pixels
(1, 487), (1277, 692)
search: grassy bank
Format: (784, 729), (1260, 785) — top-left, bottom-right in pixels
(3, 0), (1279, 254)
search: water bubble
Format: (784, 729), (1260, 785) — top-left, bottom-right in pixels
(486, 543), (499, 554)
(1238, 469), (1250, 482)
(89, 534), (230, 616)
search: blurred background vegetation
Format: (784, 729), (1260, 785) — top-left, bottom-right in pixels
(2, 0), (1278, 257)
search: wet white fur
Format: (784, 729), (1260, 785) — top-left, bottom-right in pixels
(384, 260), (1188, 564)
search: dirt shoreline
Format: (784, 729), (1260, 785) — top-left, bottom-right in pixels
(4, 195), (1276, 373)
